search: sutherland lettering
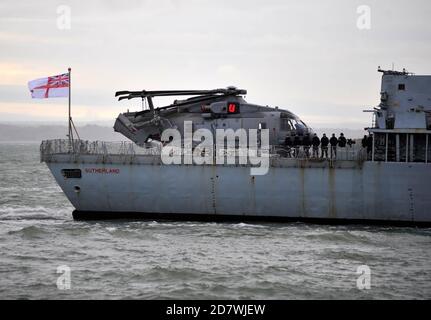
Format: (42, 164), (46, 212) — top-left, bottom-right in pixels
(85, 168), (120, 174)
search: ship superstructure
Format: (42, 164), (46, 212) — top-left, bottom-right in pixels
(368, 68), (431, 162)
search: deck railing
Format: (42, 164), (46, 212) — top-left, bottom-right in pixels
(40, 139), (367, 162)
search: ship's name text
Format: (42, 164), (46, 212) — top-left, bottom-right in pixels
(85, 168), (120, 174)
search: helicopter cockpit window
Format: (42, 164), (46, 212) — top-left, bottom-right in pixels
(280, 118), (293, 131)
(294, 120), (306, 133)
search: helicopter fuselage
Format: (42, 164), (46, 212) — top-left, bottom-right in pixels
(114, 88), (312, 146)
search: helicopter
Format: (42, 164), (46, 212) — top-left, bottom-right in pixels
(113, 86), (313, 146)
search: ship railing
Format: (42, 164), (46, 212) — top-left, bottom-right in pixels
(41, 139), (367, 162)
(269, 145), (367, 161)
(40, 139), (163, 161)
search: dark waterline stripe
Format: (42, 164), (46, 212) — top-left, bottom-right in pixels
(72, 210), (431, 228)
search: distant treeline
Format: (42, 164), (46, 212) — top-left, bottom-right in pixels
(0, 124), (124, 142)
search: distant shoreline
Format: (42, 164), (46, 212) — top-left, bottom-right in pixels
(0, 123), (367, 142)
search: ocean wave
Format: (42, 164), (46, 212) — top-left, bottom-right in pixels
(7, 225), (48, 239)
(302, 230), (375, 244)
(0, 206), (70, 221)
(230, 222), (267, 229)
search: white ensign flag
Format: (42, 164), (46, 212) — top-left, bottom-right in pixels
(28, 73), (69, 99)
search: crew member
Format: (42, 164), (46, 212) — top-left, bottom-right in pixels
(311, 133), (320, 158)
(320, 133), (329, 159)
(337, 133), (346, 159)
(347, 138), (355, 147)
(338, 133), (347, 147)
(330, 133), (338, 159)
(302, 134), (311, 158)
(361, 135), (368, 148)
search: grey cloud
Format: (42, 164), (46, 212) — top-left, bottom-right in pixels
(0, 0), (430, 127)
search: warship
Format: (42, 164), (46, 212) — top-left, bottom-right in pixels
(40, 68), (431, 225)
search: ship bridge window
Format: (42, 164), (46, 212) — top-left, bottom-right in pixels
(398, 84), (405, 90)
(259, 122), (267, 130)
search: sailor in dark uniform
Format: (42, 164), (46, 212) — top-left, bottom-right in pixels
(312, 133), (320, 158)
(338, 133), (347, 147)
(330, 134), (338, 159)
(320, 133), (329, 159)
(302, 134), (311, 158)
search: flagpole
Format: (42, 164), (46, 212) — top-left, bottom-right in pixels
(68, 67), (72, 144)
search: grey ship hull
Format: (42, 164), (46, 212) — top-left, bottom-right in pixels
(45, 154), (431, 226)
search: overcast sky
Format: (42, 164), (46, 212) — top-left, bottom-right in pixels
(1, 0), (430, 128)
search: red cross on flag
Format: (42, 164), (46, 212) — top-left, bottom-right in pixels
(28, 73), (69, 99)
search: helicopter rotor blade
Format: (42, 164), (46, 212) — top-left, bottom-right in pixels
(115, 88), (246, 100)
